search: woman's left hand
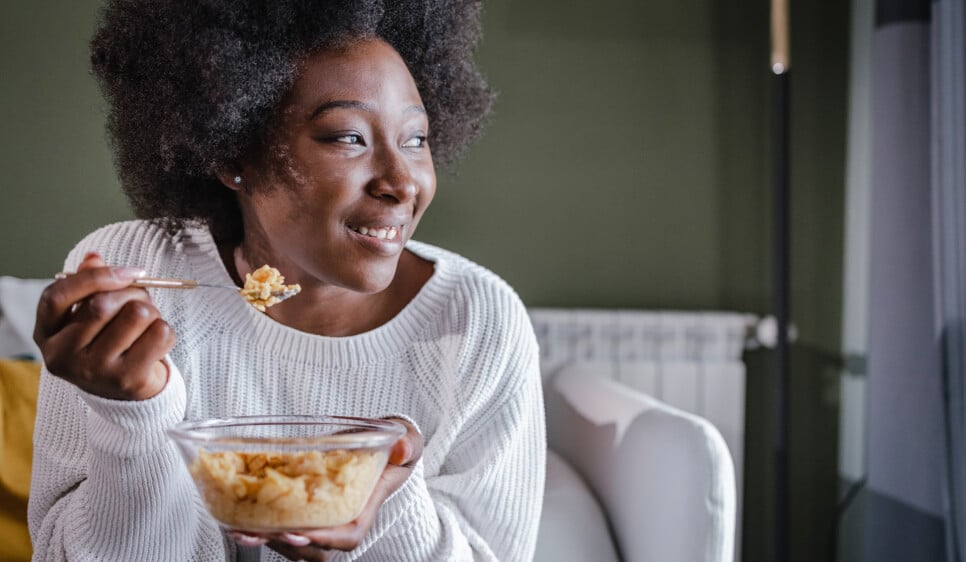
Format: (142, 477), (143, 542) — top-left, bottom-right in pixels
(229, 418), (423, 561)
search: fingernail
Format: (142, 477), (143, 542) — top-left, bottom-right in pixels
(229, 532), (267, 546)
(282, 533), (311, 546)
(111, 267), (146, 281)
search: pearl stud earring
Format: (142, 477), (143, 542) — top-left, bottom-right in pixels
(233, 176), (242, 185)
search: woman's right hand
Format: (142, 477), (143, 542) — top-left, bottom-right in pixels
(33, 252), (176, 401)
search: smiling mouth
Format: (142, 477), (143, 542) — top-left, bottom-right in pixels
(349, 225), (400, 241)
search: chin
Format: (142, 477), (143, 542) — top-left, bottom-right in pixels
(347, 266), (398, 295)
(354, 279), (394, 295)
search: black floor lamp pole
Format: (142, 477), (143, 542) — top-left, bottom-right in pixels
(772, 69), (790, 562)
(771, 1), (791, 561)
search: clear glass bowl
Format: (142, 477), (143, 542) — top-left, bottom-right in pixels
(167, 415), (405, 532)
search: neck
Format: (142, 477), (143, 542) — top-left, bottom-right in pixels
(221, 242), (433, 337)
(270, 283), (397, 336)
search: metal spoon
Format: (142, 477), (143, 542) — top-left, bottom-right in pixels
(54, 273), (300, 303)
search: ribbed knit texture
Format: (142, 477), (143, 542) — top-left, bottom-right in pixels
(28, 220), (546, 562)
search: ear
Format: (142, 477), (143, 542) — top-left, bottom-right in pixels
(215, 164), (245, 192)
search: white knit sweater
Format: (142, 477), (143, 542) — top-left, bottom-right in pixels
(28, 220), (546, 562)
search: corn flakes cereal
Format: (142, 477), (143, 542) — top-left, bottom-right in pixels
(190, 449), (386, 530)
(240, 265), (301, 311)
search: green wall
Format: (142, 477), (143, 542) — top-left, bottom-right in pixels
(426, 1), (727, 309)
(0, 2), (849, 561)
(1, 1), (129, 278)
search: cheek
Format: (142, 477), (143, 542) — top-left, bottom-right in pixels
(269, 170), (345, 223)
(249, 189), (312, 240)
(416, 167), (437, 210)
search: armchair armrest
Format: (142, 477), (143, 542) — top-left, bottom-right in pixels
(0, 276), (48, 360)
(546, 367), (736, 562)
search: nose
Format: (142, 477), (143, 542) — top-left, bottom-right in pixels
(367, 147), (419, 204)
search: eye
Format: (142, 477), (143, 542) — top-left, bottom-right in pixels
(402, 135), (427, 149)
(334, 133), (363, 145)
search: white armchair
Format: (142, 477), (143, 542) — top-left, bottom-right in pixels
(535, 365), (736, 562)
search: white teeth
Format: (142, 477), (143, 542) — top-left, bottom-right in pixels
(352, 225), (401, 240)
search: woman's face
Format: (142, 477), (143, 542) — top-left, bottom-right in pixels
(235, 38), (436, 295)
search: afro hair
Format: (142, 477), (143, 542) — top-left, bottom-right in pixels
(90, 0), (494, 243)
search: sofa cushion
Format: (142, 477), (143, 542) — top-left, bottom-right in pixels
(534, 449), (620, 562)
(0, 358), (41, 561)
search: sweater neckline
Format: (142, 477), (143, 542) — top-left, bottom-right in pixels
(178, 225), (456, 366)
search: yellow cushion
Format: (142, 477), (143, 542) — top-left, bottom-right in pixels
(0, 358), (40, 562)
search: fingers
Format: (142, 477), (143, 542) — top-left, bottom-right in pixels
(280, 533), (312, 547)
(294, 466), (412, 552)
(52, 287), (154, 351)
(386, 418), (423, 467)
(79, 291), (177, 368)
(388, 435), (412, 466)
(34, 252), (174, 400)
(41, 286), (157, 372)
(228, 422), (425, 557)
(120, 318), (177, 372)
(34, 254), (146, 340)
(230, 532), (328, 561)
(78, 252), (105, 271)
(267, 535), (329, 561)
(241, 461), (415, 555)
(287, 419), (422, 550)
(228, 531), (268, 547)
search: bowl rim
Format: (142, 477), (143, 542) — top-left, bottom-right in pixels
(166, 414), (406, 449)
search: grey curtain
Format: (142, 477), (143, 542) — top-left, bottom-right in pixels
(862, 0), (965, 560)
(931, 0), (966, 560)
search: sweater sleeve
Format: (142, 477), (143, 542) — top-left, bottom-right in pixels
(28, 360), (231, 561)
(27, 223), (231, 561)
(345, 285), (547, 562)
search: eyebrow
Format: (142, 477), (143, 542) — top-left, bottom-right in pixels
(310, 100), (373, 120)
(309, 100), (427, 120)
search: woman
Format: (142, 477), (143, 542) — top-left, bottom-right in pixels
(28, 1), (545, 561)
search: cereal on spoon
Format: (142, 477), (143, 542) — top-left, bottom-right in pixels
(241, 265), (301, 312)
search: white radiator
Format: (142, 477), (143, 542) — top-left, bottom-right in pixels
(529, 308), (755, 562)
